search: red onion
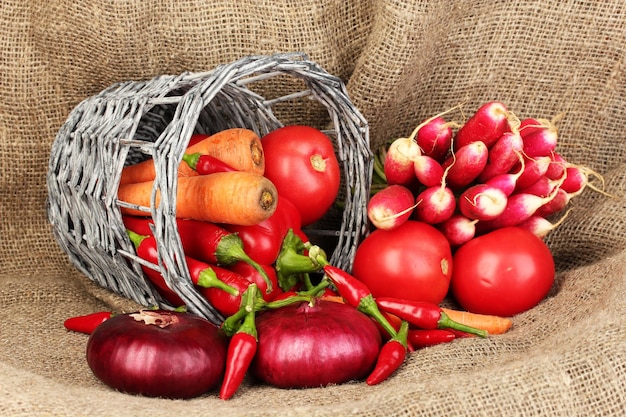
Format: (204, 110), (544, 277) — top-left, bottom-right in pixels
(86, 310), (227, 399)
(251, 299), (382, 388)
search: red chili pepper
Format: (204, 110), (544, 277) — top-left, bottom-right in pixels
(123, 216), (272, 291)
(229, 261), (280, 302)
(63, 311), (112, 335)
(126, 230), (239, 306)
(375, 297), (487, 337)
(197, 265), (253, 317)
(366, 321), (409, 386)
(219, 285), (258, 400)
(408, 329), (456, 349)
(182, 152), (237, 174)
(321, 264), (398, 339)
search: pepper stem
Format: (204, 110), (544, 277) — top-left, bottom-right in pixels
(274, 229), (324, 291)
(216, 233), (273, 293)
(358, 294), (398, 339)
(221, 284), (259, 336)
(182, 152), (201, 170)
(197, 267), (239, 296)
(438, 312), (488, 338)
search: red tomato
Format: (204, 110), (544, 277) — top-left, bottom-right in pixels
(451, 227), (555, 317)
(261, 125), (341, 226)
(352, 221), (453, 305)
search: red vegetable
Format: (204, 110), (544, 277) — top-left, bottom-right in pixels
(86, 310), (228, 399)
(182, 152), (237, 174)
(441, 140), (489, 190)
(477, 132), (524, 182)
(408, 329), (456, 349)
(458, 183), (508, 221)
(413, 154), (444, 187)
(383, 137), (422, 187)
(367, 184), (416, 231)
(366, 321), (409, 386)
(412, 184), (456, 225)
(123, 216), (271, 290)
(251, 299), (382, 388)
(219, 286), (258, 400)
(454, 101), (512, 149)
(415, 116), (453, 162)
(261, 125), (341, 226)
(374, 297), (487, 337)
(64, 311), (112, 335)
(352, 220), (453, 305)
(451, 227), (555, 316)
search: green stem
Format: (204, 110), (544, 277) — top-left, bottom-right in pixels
(438, 312), (488, 338)
(182, 152), (201, 170)
(261, 294), (314, 310)
(221, 284), (259, 336)
(197, 267), (239, 296)
(274, 229), (323, 291)
(126, 229), (148, 249)
(358, 294), (398, 339)
(216, 233), (273, 293)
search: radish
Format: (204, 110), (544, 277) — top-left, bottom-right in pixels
(384, 137), (421, 186)
(415, 116), (454, 162)
(413, 154), (445, 187)
(518, 210), (571, 239)
(458, 184), (508, 221)
(367, 185), (418, 231)
(475, 185), (561, 233)
(484, 150), (525, 196)
(518, 176), (560, 198)
(413, 185), (456, 224)
(513, 155), (552, 191)
(535, 188), (570, 218)
(561, 165), (588, 195)
(455, 101), (515, 149)
(441, 141), (489, 190)
(545, 152), (567, 180)
(439, 215), (478, 247)
(519, 117), (560, 157)
(477, 131), (524, 182)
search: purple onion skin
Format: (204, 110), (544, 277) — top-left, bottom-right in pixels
(86, 310), (228, 399)
(251, 300), (382, 388)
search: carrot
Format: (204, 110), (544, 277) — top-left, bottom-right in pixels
(117, 171), (278, 226)
(440, 308), (512, 335)
(119, 128), (265, 185)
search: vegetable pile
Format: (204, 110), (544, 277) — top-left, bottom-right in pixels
(63, 103), (606, 400)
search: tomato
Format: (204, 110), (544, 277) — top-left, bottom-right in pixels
(451, 227), (555, 317)
(352, 221), (453, 305)
(261, 125), (341, 226)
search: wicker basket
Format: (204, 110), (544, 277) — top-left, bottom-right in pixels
(46, 52), (372, 324)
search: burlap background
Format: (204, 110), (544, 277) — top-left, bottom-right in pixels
(1, 1), (625, 416)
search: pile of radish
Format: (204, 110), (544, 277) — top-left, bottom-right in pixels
(369, 101), (601, 245)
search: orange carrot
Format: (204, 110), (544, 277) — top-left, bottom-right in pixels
(117, 171), (278, 226)
(441, 308), (513, 335)
(119, 128), (265, 185)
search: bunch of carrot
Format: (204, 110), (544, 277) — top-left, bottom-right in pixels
(368, 101), (607, 246)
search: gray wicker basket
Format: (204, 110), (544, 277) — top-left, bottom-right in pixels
(46, 52), (372, 324)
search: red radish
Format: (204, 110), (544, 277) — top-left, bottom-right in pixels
(413, 185), (456, 224)
(484, 151), (525, 196)
(518, 176), (559, 198)
(476, 186), (561, 233)
(413, 155), (445, 187)
(439, 215), (478, 247)
(513, 155), (552, 191)
(519, 118), (558, 157)
(384, 137), (421, 186)
(416, 116), (454, 162)
(535, 188), (571, 218)
(441, 141), (489, 190)
(455, 101), (514, 149)
(518, 210), (571, 239)
(561, 165), (588, 195)
(477, 132), (524, 182)
(458, 184), (508, 221)
(367, 185), (417, 231)
(545, 152), (567, 180)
